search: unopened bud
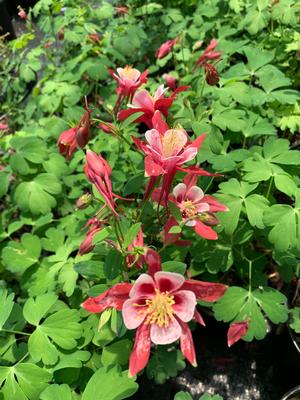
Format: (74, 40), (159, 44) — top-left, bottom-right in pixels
(76, 193), (92, 209)
(199, 212), (219, 226)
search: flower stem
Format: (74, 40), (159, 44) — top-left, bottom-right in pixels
(266, 176), (274, 199)
(0, 329), (30, 336)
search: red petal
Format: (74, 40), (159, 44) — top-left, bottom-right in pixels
(190, 133), (206, 149)
(129, 323), (151, 377)
(194, 309), (206, 326)
(227, 321), (249, 347)
(82, 283), (132, 313)
(194, 220), (218, 240)
(181, 279), (227, 302)
(178, 165), (221, 177)
(144, 156), (165, 177)
(118, 108), (142, 121)
(145, 248), (162, 276)
(151, 110), (168, 135)
(131, 135), (148, 153)
(179, 321), (197, 366)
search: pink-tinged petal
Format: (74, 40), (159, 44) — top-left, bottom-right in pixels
(144, 176), (158, 201)
(122, 298), (147, 329)
(195, 203), (210, 213)
(185, 220), (197, 227)
(179, 146), (198, 163)
(227, 321), (249, 347)
(171, 85), (190, 97)
(163, 74), (177, 91)
(155, 97), (173, 115)
(144, 156), (165, 177)
(179, 321), (197, 366)
(154, 84), (168, 100)
(181, 279), (228, 302)
(173, 183), (187, 202)
(82, 283), (132, 313)
(133, 89), (155, 111)
(162, 129), (187, 157)
(154, 271), (185, 293)
(145, 129), (162, 153)
(150, 317), (182, 344)
(117, 67), (141, 82)
(152, 110), (169, 135)
(183, 173), (198, 189)
(173, 290), (196, 322)
(129, 323), (151, 377)
(186, 186), (204, 202)
(129, 274), (155, 298)
(202, 195), (229, 212)
(190, 133), (206, 149)
(118, 108), (143, 121)
(145, 248), (162, 276)
(194, 309), (206, 326)
(194, 220), (218, 240)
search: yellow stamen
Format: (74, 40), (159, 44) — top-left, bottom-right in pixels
(180, 200), (197, 219)
(134, 288), (175, 328)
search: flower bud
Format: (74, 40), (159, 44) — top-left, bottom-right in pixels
(76, 193), (92, 209)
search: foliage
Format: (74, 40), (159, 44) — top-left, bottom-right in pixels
(0, 0), (299, 398)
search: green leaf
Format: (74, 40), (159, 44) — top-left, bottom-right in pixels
(162, 261), (187, 275)
(147, 347), (185, 384)
(101, 339), (132, 367)
(257, 65), (291, 93)
(40, 384), (72, 400)
(244, 46), (274, 73)
(10, 136), (47, 164)
(290, 308), (300, 333)
(123, 173), (145, 196)
(244, 194), (269, 229)
(2, 234), (41, 274)
(0, 363), (51, 400)
(74, 260), (105, 280)
(23, 293), (58, 325)
(15, 173), (61, 215)
(213, 286), (288, 340)
(263, 204), (300, 251)
(123, 223), (142, 248)
(174, 392), (192, 400)
(104, 249), (123, 280)
(93, 228), (111, 245)
(82, 366), (138, 400)
(0, 290), (14, 329)
(199, 395), (223, 400)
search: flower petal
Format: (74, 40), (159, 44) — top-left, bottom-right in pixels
(186, 186), (204, 202)
(129, 274), (155, 298)
(133, 89), (155, 111)
(179, 146), (198, 163)
(173, 183), (187, 202)
(162, 129), (187, 157)
(129, 323), (151, 377)
(152, 110), (169, 135)
(181, 279), (228, 302)
(173, 290), (196, 322)
(154, 271), (185, 293)
(150, 317), (182, 344)
(145, 129), (162, 153)
(180, 321), (197, 366)
(194, 220), (218, 240)
(194, 309), (206, 326)
(227, 321), (249, 347)
(82, 283), (132, 312)
(122, 297), (147, 329)
(202, 195), (229, 212)
(145, 248), (162, 276)
(144, 156), (165, 177)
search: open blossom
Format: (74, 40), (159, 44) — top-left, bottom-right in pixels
(155, 173), (228, 240)
(156, 38), (177, 59)
(109, 66), (148, 104)
(83, 256), (227, 376)
(84, 150), (119, 217)
(133, 111), (214, 205)
(18, 7), (27, 19)
(78, 218), (103, 255)
(118, 84), (189, 128)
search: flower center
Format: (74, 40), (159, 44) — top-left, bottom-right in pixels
(162, 129), (187, 158)
(121, 66), (140, 81)
(142, 288), (175, 328)
(180, 200), (197, 219)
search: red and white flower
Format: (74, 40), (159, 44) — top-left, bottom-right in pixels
(82, 260), (227, 376)
(118, 85), (189, 128)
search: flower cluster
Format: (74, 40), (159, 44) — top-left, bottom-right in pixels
(55, 48), (239, 377)
(195, 39), (222, 86)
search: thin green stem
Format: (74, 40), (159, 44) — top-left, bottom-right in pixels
(0, 329), (30, 336)
(266, 176), (274, 199)
(248, 260), (252, 294)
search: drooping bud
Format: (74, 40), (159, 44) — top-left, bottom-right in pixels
(18, 7), (27, 20)
(57, 29), (64, 40)
(76, 193), (92, 209)
(204, 64), (220, 86)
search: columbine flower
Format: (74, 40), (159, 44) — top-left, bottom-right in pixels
(57, 127), (77, 160)
(155, 173), (228, 240)
(156, 38), (177, 59)
(115, 5), (129, 15)
(227, 321), (249, 347)
(82, 258), (227, 376)
(118, 85), (189, 128)
(57, 98), (91, 160)
(84, 150), (119, 217)
(133, 111), (213, 205)
(118, 85), (189, 129)
(78, 218), (103, 255)
(204, 64), (220, 86)
(18, 7), (27, 19)
(109, 66), (148, 113)
(195, 39), (222, 68)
